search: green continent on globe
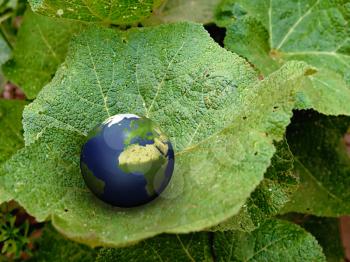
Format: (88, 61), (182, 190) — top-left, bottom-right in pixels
(118, 138), (170, 196)
(124, 118), (155, 146)
(81, 163), (105, 196)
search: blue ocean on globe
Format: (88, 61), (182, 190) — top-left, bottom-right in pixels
(80, 114), (175, 208)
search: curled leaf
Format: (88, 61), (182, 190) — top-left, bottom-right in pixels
(220, 0), (350, 115)
(29, 0), (163, 25)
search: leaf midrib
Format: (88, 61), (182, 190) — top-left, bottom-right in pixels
(274, 0), (320, 49)
(295, 158), (344, 203)
(244, 235), (290, 261)
(265, 0), (350, 63)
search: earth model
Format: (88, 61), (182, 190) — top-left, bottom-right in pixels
(80, 114), (175, 207)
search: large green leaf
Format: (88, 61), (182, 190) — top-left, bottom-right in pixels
(29, 224), (97, 262)
(283, 214), (345, 262)
(283, 110), (350, 216)
(96, 233), (212, 261)
(28, 0), (163, 25)
(0, 23), (313, 247)
(214, 139), (298, 232)
(0, 99), (26, 165)
(219, 0), (350, 116)
(214, 219), (326, 261)
(144, 0), (221, 25)
(3, 9), (83, 99)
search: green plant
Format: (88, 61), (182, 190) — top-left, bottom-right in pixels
(0, 0), (349, 261)
(0, 202), (31, 260)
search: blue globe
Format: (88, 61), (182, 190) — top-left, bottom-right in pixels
(80, 114), (175, 207)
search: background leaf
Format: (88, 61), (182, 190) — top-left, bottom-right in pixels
(28, 0), (163, 25)
(0, 0), (27, 49)
(283, 214), (345, 262)
(29, 224), (97, 262)
(0, 99), (25, 166)
(3, 9), (84, 99)
(96, 233), (212, 262)
(282, 110), (350, 216)
(97, 219), (330, 261)
(214, 219), (326, 262)
(144, 0), (221, 25)
(1, 23), (313, 247)
(218, 0), (350, 116)
(214, 139), (298, 232)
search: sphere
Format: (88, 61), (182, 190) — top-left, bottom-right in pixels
(80, 114), (175, 207)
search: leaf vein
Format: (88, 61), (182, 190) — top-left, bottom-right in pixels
(296, 159), (344, 203)
(147, 41), (185, 116)
(86, 42), (111, 117)
(176, 235), (195, 262)
(276, 0), (320, 49)
(36, 24), (59, 62)
(244, 235), (290, 261)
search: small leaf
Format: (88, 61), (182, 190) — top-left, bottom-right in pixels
(283, 214), (345, 262)
(0, 99), (26, 166)
(214, 139), (298, 232)
(282, 110), (350, 216)
(28, 0), (163, 25)
(0, 34), (11, 91)
(1, 23), (313, 247)
(29, 224), (97, 262)
(96, 233), (212, 262)
(0, 34), (10, 66)
(220, 0), (350, 116)
(214, 219), (326, 262)
(3, 9), (84, 99)
(144, 0), (221, 25)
